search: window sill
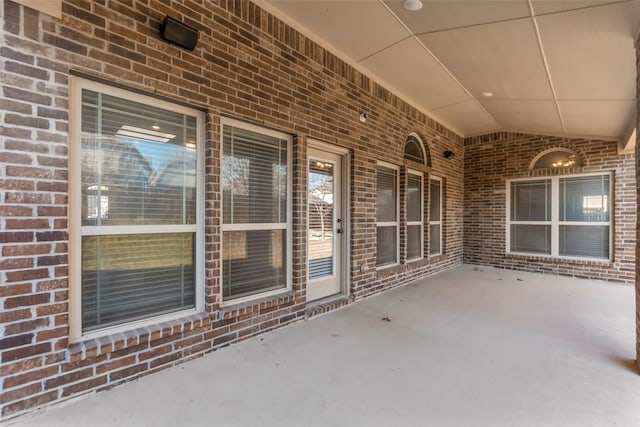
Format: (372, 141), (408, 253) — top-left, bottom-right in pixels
(506, 252), (612, 265)
(67, 312), (211, 363)
(217, 290), (297, 318)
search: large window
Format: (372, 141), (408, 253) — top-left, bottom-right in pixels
(507, 173), (611, 260)
(376, 163), (399, 268)
(406, 171), (423, 260)
(429, 177), (442, 256)
(70, 78), (204, 339)
(221, 120), (291, 301)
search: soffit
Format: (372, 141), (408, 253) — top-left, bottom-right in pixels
(260, 0), (640, 142)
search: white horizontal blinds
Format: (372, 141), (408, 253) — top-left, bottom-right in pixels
(308, 160), (334, 280)
(407, 173), (422, 260)
(82, 233), (194, 330)
(509, 179), (551, 254)
(429, 179), (441, 223)
(376, 165), (398, 266)
(222, 125), (288, 300)
(510, 224), (551, 254)
(429, 178), (442, 256)
(376, 166), (397, 222)
(80, 88), (199, 332)
(559, 175), (609, 222)
(510, 179), (551, 221)
(407, 174), (421, 222)
(81, 90), (197, 226)
(558, 175), (610, 259)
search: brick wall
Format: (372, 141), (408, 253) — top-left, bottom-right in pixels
(0, 0), (464, 419)
(464, 132), (636, 284)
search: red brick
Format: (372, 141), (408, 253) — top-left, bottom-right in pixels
(5, 218), (50, 229)
(5, 268), (50, 283)
(4, 366), (59, 389)
(2, 342), (51, 363)
(61, 375), (108, 398)
(4, 293), (50, 310)
(0, 257), (34, 271)
(1, 391), (58, 418)
(44, 367), (93, 390)
(2, 243), (51, 257)
(109, 363), (148, 382)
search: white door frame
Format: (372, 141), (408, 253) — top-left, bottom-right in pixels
(307, 140), (350, 302)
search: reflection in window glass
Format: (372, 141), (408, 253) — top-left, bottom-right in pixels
(78, 84), (201, 333)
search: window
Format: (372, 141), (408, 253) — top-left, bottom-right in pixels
(531, 148), (581, 170)
(507, 173), (611, 260)
(70, 78), (204, 339)
(221, 119), (291, 301)
(404, 135), (425, 164)
(429, 177), (442, 256)
(376, 163), (399, 268)
(406, 171), (423, 260)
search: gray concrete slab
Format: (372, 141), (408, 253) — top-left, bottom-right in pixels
(8, 265), (640, 427)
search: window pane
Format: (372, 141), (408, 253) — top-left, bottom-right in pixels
(429, 224), (441, 255)
(81, 90), (197, 226)
(510, 224), (551, 254)
(222, 126), (287, 224)
(82, 233), (195, 331)
(377, 166), (397, 222)
(376, 226), (397, 266)
(407, 224), (422, 259)
(429, 179), (441, 221)
(560, 225), (609, 259)
(404, 136), (424, 163)
(407, 174), (422, 222)
(510, 180), (551, 221)
(308, 160), (334, 281)
(559, 175), (609, 222)
(223, 230), (286, 299)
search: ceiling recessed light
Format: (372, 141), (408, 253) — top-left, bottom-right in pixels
(481, 92), (493, 98)
(403, 0), (423, 11)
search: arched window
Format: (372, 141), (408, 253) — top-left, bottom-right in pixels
(404, 135), (425, 164)
(530, 148), (582, 170)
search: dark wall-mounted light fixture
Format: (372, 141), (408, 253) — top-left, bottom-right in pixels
(160, 16), (199, 51)
(443, 150), (454, 159)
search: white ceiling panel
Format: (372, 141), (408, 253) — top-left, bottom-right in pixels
(536, 2), (639, 100)
(419, 18), (553, 100)
(359, 37), (471, 111)
(430, 100), (501, 136)
(559, 100), (636, 138)
(383, 0), (530, 34)
(261, 1), (410, 61)
(480, 100), (564, 135)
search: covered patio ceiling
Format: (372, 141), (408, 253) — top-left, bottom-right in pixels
(258, 0), (640, 148)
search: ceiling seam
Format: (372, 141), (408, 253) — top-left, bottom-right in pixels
(527, 0), (566, 134)
(377, 0), (500, 132)
(409, 0), (632, 37)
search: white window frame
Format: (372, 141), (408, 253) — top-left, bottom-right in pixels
(506, 172), (612, 261)
(406, 169), (424, 262)
(220, 117), (293, 306)
(429, 176), (443, 257)
(68, 77), (205, 342)
(376, 161), (400, 269)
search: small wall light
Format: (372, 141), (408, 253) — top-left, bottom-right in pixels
(359, 112), (368, 122)
(160, 16), (199, 51)
(443, 150), (454, 159)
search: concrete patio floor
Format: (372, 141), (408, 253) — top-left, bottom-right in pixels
(8, 265), (639, 427)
